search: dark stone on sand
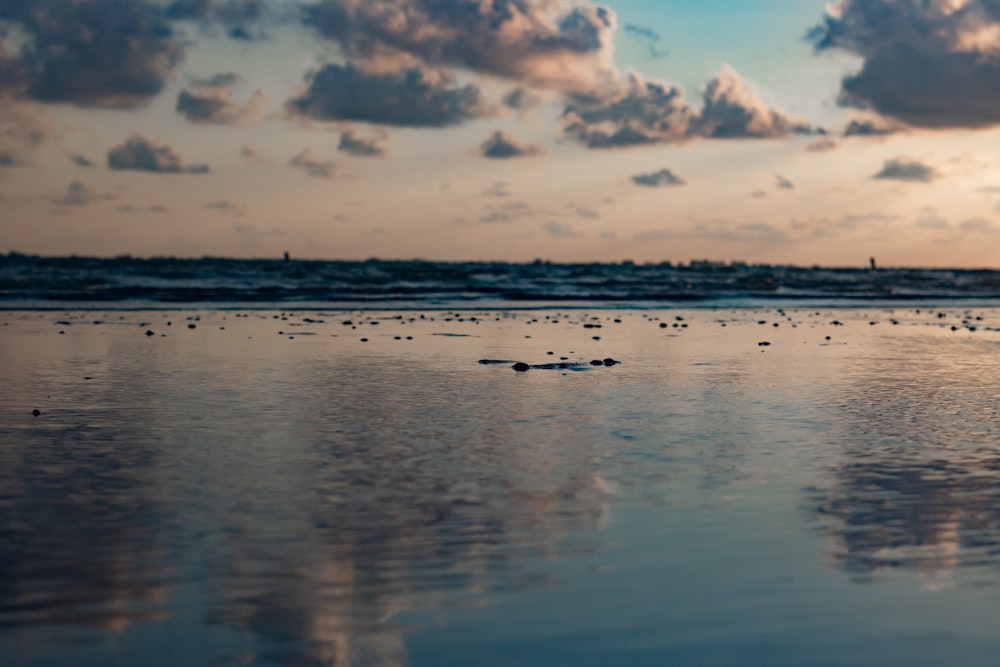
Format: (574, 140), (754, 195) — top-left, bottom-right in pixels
(591, 359), (603, 366)
(951, 326), (958, 331)
(406, 336), (413, 340)
(145, 330), (155, 336)
(660, 323), (668, 328)
(512, 362), (531, 372)
(603, 358), (617, 366)
(758, 342), (771, 347)
(361, 338), (369, 342)
(188, 324), (196, 329)
(676, 316), (684, 321)
(825, 336), (831, 341)
(32, 409), (40, 417)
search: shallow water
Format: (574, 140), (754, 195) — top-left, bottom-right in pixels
(2, 308), (1000, 666)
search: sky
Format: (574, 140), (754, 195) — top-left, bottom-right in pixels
(2, 0), (1000, 267)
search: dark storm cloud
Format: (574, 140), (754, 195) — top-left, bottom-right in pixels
(287, 63), (488, 127)
(107, 135), (210, 174)
(479, 130), (544, 159)
(873, 157), (937, 182)
(165, 0), (262, 22)
(0, 0), (182, 108)
(562, 65), (814, 148)
(338, 130), (387, 157)
(165, 0), (267, 40)
(176, 73), (266, 124)
(300, 0), (619, 94)
(810, 0), (1000, 128)
(631, 168), (684, 187)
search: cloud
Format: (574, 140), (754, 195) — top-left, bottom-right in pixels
(542, 221), (581, 238)
(502, 88), (544, 112)
(774, 173), (796, 190)
(479, 130), (544, 159)
(631, 168), (685, 187)
(624, 24), (669, 60)
(807, 136), (839, 152)
(844, 117), (902, 137)
(480, 200), (532, 223)
(0, 0), (182, 108)
(562, 71), (694, 148)
(915, 212), (950, 229)
(0, 150), (25, 167)
(204, 199), (245, 215)
(117, 203), (170, 214)
(301, 0), (619, 95)
(338, 130), (387, 157)
(239, 145), (271, 165)
(696, 65), (815, 139)
(873, 157), (937, 182)
(484, 181), (512, 198)
(959, 217), (996, 232)
(0, 101), (54, 166)
(288, 149), (338, 179)
(562, 65), (815, 148)
(810, 0), (1000, 128)
(49, 181), (114, 206)
(166, 0), (262, 21)
(287, 63), (488, 127)
(570, 205), (600, 220)
(107, 135), (210, 174)
(635, 221), (787, 243)
(176, 73), (267, 124)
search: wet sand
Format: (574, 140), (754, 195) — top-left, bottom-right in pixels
(2, 307), (1000, 666)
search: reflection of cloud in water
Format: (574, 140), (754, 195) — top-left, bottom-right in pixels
(206, 356), (613, 666)
(0, 420), (170, 631)
(807, 337), (1000, 583)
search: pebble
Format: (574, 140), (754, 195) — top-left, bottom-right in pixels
(512, 362), (531, 372)
(32, 409), (41, 417)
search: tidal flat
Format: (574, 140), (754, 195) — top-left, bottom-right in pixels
(2, 307), (1000, 666)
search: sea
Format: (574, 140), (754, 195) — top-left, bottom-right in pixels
(4, 254), (1000, 666)
(3, 253), (1000, 309)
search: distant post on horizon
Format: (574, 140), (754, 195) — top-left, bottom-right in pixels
(284, 251), (290, 263)
(870, 257), (877, 271)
